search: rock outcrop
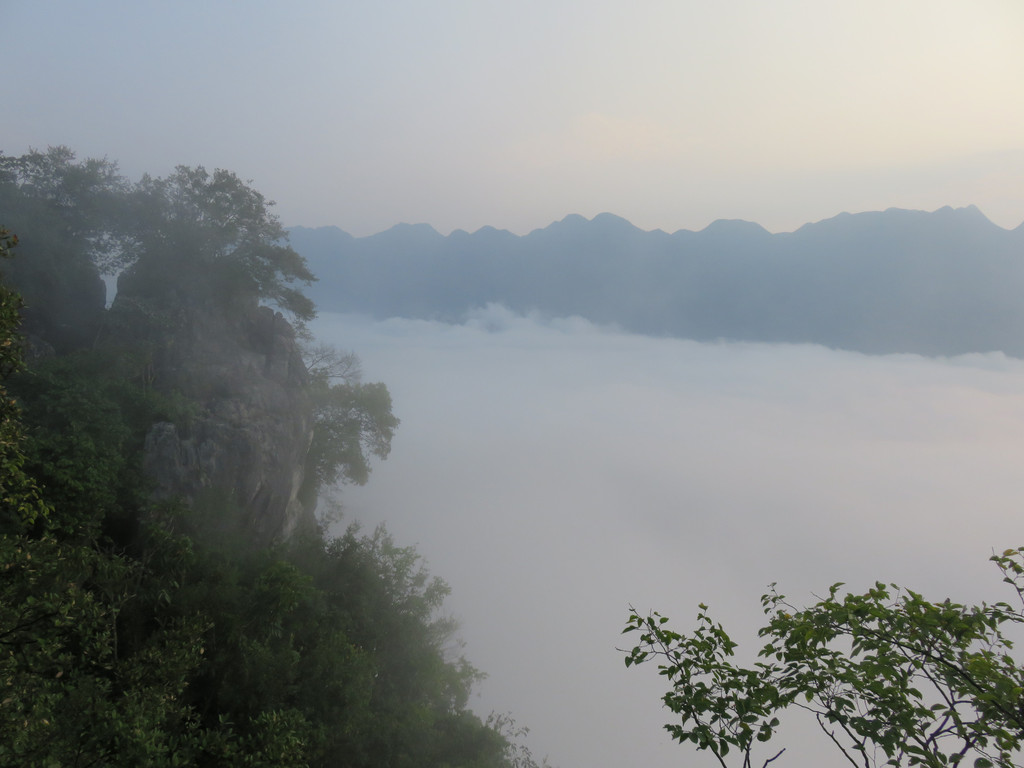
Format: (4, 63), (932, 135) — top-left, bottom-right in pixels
(119, 290), (317, 542)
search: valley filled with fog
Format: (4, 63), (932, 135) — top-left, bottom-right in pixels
(313, 306), (1024, 768)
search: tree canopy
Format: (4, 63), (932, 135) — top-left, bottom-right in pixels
(122, 164), (315, 323)
(0, 147), (126, 350)
(0, 147), (316, 340)
(0, 146), (128, 271)
(623, 552), (1024, 768)
(303, 343), (400, 492)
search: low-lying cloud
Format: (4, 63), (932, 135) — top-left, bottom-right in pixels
(311, 305), (1024, 768)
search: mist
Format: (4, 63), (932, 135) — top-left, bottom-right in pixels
(312, 304), (1024, 768)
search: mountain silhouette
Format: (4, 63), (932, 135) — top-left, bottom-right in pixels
(289, 207), (1024, 357)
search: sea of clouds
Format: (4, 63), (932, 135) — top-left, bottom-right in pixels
(311, 304), (1024, 768)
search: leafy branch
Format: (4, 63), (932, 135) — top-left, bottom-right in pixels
(624, 549), (1024, 768)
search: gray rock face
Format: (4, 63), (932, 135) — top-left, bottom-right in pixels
(140, 303), (316, 542)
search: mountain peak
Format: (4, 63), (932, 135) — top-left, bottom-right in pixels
(556, 213), (589, 227)
(591, 212), (636, 227)
(698, 218), (770, 237)
(368, 222), (442, 243)
(384, 222), (442, 236)
(933, 204), (997, 227)
(471, 224), (517, 239)
(530, 212), (644, 238)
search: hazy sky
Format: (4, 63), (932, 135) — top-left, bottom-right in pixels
(6, 1), (1024, 235)
(313, 307), (1024, 768)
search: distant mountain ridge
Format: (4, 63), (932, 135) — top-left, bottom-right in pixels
(290, 206), (1024, 357)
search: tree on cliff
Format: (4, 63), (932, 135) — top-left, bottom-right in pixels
(0, 147), (128, 350)
(120, 164), (316, 324)
(622, 551), (1024, 768)
(4, 148), (392, 539)
(303, 343), (400, 494)
(0, 149), (316, 338)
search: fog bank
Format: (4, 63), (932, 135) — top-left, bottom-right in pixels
(313, 305), (1024, 768)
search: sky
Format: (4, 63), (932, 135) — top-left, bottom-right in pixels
(313, 307), (1024, 768)
(5, 0), (1024, 236)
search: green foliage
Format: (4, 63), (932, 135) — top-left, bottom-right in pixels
(0, 228), (21, 366)
(1, 504), (519, 767)
(124, 515), (512, 768)
(0, 233), (209, 766)
(13, 357), (132, 532)
(0, 147), (128, 271)
(8, 349), (198, 539)
(0, 147), (128, 351)
(0, 536), (217, 767)
(303, 343), (399, 492)
(0, 227), (49, 532)
(0, 148), (316, 351)
(623, 552), (1024, 768)
(122, 165), (315, 324)
(308, 380), (398, 488)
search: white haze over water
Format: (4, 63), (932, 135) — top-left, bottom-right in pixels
(312, 305), (1024, 768)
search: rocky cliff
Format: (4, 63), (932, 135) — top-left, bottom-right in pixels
(111, 272), (318, 542)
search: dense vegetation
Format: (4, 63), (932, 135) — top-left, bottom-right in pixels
(0, 148), (535, 767)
